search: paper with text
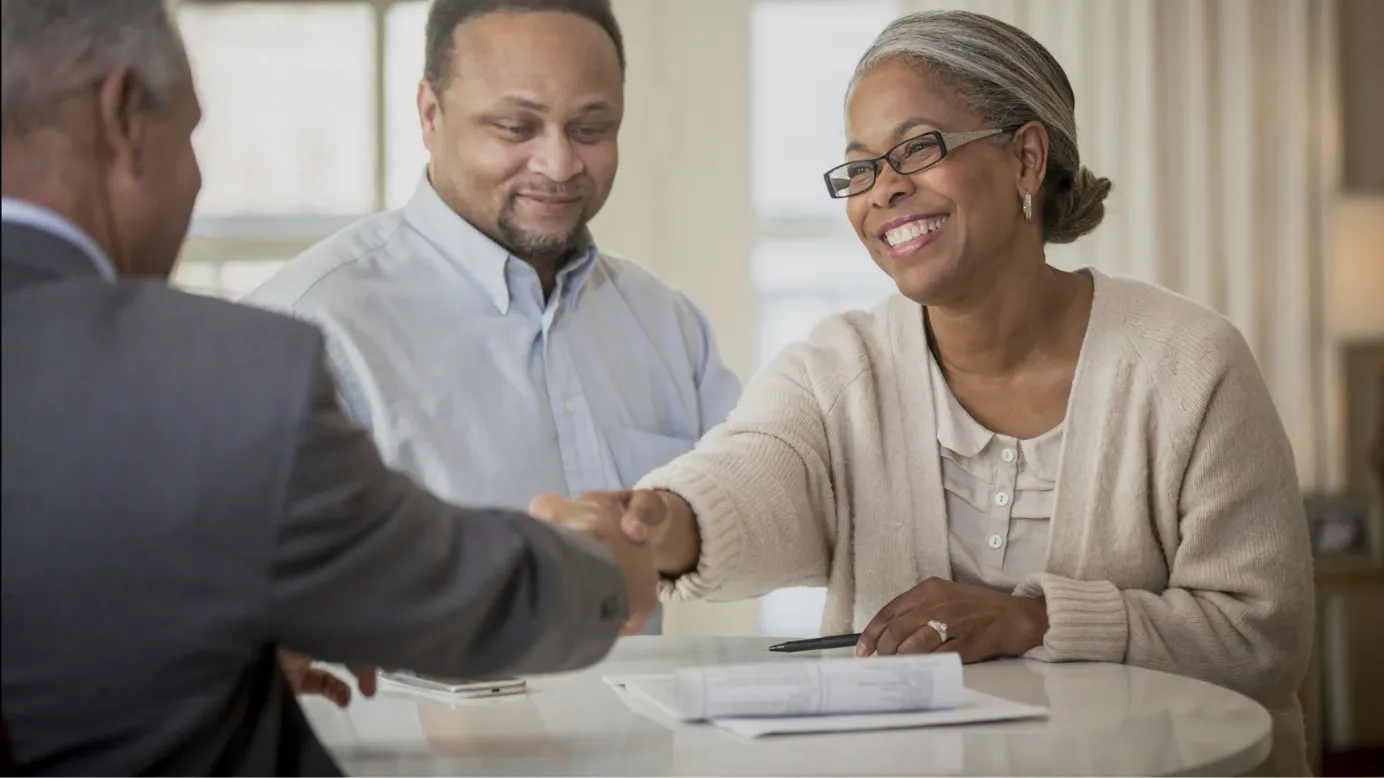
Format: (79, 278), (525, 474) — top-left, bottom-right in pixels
(673, 653), (964, 720)
(709, 689), (1046, 738)
(603, 660), (1046, 740)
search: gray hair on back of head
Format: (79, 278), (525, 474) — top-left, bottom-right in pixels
(850, 10), (1112, 244)
(1, 0), (188, 135)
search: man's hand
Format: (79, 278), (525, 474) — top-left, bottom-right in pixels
(278, 648), (377, 708)
(856, 577), (1049, 663)
(528, 493), (659, 635)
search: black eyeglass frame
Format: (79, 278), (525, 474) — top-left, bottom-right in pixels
(822, 125), (1023, 199)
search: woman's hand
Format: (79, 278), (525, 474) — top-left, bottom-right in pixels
(856, 577), (1049, 662)
(569, 489), (701, 577)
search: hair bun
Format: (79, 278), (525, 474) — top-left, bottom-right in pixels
(1045, 166), (1112, 244)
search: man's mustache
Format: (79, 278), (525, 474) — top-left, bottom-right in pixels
(509, 180), (587, 200)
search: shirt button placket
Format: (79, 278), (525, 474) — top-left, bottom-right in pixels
(987, 438), (1019, 569)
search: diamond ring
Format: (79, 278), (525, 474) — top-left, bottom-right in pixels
(926, 619), (950, 643)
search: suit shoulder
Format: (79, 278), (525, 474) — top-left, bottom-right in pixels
(136, 282), (317, 333)
(125, 282), (325, 363)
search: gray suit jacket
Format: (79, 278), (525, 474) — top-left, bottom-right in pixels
(0, 223), (628, 776)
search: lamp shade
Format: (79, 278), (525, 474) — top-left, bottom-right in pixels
(1330, 196), (1384, 338)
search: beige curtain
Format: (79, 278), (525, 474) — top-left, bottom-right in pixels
(904, 0), (1336, 488)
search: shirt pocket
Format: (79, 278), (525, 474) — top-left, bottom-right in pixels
(608, 426), (696, 487)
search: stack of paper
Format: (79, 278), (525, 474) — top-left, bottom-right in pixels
(604, 653), (1046, 739)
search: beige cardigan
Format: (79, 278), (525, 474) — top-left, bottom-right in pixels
(638, 269), (1314, 775)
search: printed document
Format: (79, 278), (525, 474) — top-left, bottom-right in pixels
(604, 654), (1046, 738)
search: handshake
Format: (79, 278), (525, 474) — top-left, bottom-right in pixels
(283, 489), (697, 710)
(528, 490), (698, 636)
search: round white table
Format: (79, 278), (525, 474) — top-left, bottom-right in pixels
(301, 636), (1272, 776)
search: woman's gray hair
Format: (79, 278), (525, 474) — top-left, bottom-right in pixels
(1, 0), (189, 135)
(851, 10), (1111, 244)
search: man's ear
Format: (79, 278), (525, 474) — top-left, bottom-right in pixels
(95, 65), (150, 178)
(417, 79), (441, 154)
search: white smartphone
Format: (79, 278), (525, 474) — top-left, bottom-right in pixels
(378, 670), (527, 699)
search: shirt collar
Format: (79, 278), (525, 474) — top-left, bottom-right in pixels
(0, 197), (117, 282)
(1018, 422), (1065, 481)
(401, 172), (600, 313)
(925, 334), (1068, 470)
(926, 339), (994, 459)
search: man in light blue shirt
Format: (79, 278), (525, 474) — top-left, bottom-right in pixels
(244, 0), (740, 635)
(248, 176), (739, 508)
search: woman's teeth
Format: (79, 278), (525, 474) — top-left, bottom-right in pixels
(884, 215), (948, 247)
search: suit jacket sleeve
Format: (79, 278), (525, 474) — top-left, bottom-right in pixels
(266, 351), (628, 678)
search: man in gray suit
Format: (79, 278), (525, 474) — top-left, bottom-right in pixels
(0, 1), (657, 775)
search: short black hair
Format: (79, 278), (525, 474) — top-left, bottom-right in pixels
(424, 0), (625, 92)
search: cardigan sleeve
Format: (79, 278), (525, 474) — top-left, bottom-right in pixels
(1016, 330), (1315, 704)
(634, 345), (847, 603)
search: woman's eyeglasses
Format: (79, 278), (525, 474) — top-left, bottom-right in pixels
(822, 127), (1016, 199)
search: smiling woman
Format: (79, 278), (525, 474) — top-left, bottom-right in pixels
(837, 10), (1110, 308)
(529, 8), (1316, 778)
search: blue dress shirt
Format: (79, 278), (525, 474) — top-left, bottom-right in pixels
(244, 176), (742, 512)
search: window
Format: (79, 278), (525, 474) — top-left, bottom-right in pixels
(172, 259), (294, 300)
(751, 0), (900, 222)
(751, 0), (901, 637)
(751, 0), (901, 363)
(181, 3), (377, 217)
(173, 0), (431, 300)
(754, 239), (899, 364)
(384, 1), (431, 209)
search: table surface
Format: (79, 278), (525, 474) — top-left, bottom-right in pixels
(302, 636), (1272, 777)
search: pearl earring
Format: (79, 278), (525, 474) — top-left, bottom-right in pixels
(1022, 192), (1033, 221)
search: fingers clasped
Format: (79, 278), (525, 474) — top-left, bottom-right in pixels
(528, 491), (662, 636)
(528, 490), (667, 546)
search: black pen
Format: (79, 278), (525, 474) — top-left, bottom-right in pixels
(767, 633), (862, 653)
